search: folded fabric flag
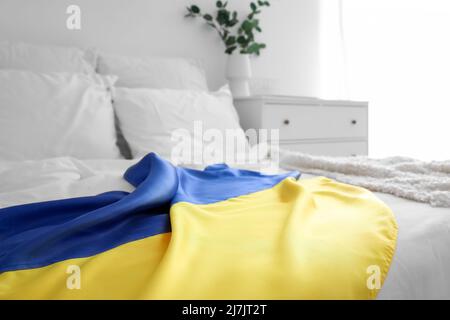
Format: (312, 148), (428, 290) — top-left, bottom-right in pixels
(0, 153), (397, 299)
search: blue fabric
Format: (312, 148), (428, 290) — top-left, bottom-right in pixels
(125, 156), (300, 205)
(0, 153), (300, 273)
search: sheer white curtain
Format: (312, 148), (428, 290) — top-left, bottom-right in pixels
(320, 0), (450, 160)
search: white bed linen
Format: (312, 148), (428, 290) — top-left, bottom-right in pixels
(112, 86), (246, 160)
(97, 54), (208, 91)
(0, 70), (120, 160)
(0, 159), (449, 299)
(0, 41), (96, 74)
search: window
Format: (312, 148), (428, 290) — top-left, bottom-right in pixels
(320, 0), (450, 160)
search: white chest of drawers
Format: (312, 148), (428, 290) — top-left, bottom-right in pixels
(234, 95), (368, 157)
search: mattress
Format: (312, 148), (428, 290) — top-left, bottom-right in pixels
(0, 158), (449, 299)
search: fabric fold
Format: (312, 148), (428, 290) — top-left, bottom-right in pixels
(0, 153), (298, 273)
(0, 153), (397, 300)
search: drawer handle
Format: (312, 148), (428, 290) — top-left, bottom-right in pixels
(283, 119), (290, 125)
(351, 119), (357, 125)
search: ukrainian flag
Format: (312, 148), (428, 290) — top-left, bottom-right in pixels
(0, 153), (397, 299)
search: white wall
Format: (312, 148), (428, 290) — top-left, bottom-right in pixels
(0, 0), (319, 95)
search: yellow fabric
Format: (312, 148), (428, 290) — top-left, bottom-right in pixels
(0, 177), (397, 299)
(0, 233), (171, 299)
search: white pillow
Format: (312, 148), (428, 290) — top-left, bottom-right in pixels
(98, 53), (208, 91)
(113, 86), (247, 164)
(0, 41), (96, 74)
(0, 70), (120, 160)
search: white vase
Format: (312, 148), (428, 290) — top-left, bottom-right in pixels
(225, 53), (252, 98)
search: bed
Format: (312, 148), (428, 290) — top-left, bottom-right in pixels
(0, 158), (448, 299)
(0, 41), (449, 300)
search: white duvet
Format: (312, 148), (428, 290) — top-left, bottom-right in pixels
(0, 157), (449, 299)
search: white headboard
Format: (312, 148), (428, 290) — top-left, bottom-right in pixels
(0, 0), (319, 95)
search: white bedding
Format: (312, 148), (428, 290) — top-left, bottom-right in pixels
(0, 70), (120, 160)
(0, 158), (449, 299)
(280, 150), (450, 207)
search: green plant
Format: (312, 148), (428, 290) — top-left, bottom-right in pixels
(186, 1), (270, 56)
